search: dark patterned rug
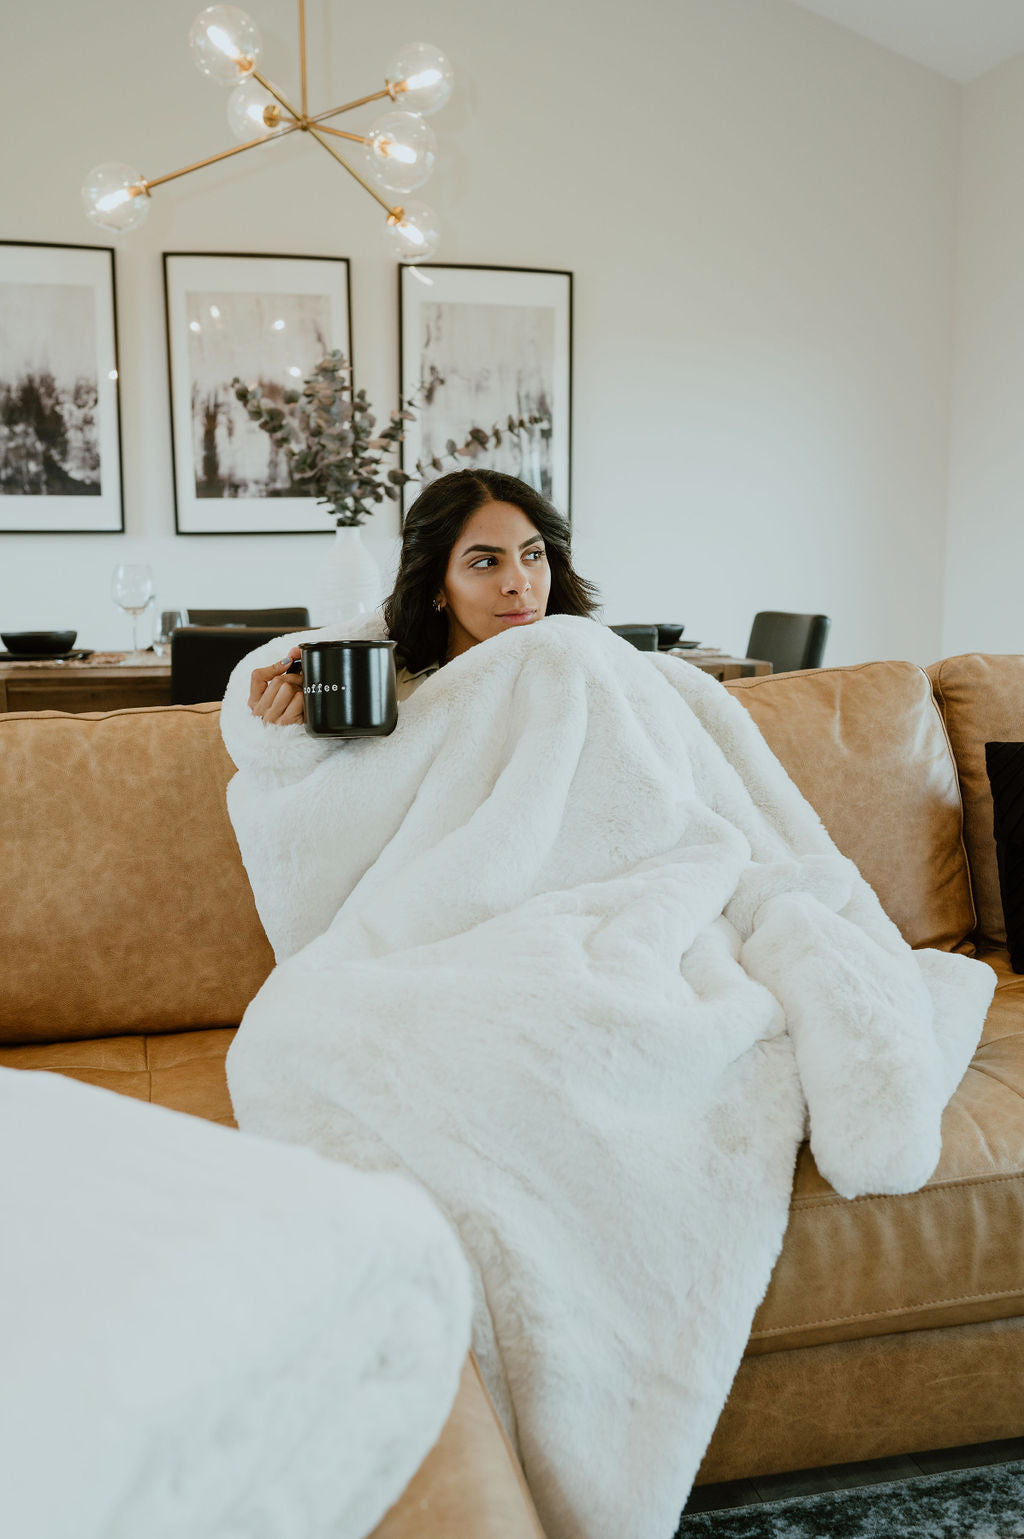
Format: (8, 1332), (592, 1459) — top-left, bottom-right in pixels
(675, 1458), (1024, 1537)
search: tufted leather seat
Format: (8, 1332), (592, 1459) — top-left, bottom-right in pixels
(745, 948), (1024, 1355)
(0, 1027), (238, 1124)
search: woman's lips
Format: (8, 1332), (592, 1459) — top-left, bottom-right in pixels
(496, 610), (537, 625)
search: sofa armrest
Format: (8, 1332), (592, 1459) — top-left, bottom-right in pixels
(371, 1355), (547, 1539)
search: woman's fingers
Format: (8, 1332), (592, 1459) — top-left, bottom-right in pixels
(248, 646), (302, 712)
(250, 673), (299, 721)
(277, 690), (306, 725)
(263, 675), (304, 723)
(251, 675), (282, 719)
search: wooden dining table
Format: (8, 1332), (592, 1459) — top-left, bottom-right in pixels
(666, 648), (772, 681)
(0, 644), (770, 715)
(0, 653), (172, 714)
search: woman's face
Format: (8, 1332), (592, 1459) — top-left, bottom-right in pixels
(438, 499), (552, 661)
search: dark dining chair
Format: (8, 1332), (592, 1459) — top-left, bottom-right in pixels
(171, 624), (312, 706)
(183, 607), (310, 628)
(746, 612), (831, 675)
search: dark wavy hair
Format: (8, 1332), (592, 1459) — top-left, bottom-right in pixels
(383, 469), (601, 673)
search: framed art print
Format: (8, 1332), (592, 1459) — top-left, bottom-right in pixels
(0, 241), (123, 533)
(163, 251), (352, 534)
(399, 264), (572, 520)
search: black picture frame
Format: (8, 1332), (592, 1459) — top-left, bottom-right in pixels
(398, 263), (573, 522)
(0, 240), (124, 533)
(163, 250), (353, 535)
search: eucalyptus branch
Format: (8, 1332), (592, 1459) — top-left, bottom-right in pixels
(414, 412), (549, 481)
(233, 348), (550, 526)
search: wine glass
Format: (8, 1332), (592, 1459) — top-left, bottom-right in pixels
(111, 564), (155, 664)
(151, 608), (186, 659)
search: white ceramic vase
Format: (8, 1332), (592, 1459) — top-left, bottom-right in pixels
(315, 524), (383, 627)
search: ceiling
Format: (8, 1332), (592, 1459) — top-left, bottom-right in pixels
(789, 0), (1024, 83)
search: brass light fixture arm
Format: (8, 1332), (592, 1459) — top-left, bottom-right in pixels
(315, 123), (369, 147)
(305, 127), (399, 217)
(249, 66), (397, 219)
(251, 68), (303, 123)
(298, 0), (308, 117)
(309, 88), (393, 125)
(142, 121), (301, 191)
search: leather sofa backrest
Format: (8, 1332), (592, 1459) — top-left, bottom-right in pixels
(725, 661), (975, 952)
(927, 654), (1024, 947)
(0, 705), (273, 1046)
(3, 658), (984, 1045)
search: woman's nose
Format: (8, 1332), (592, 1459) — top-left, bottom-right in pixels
(502, 566), (532, 594)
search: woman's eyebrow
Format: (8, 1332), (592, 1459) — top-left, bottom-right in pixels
(461, 536), (545, 555)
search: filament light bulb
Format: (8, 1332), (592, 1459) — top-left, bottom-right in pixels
(367, 110), (436, 192)
(82, 163), (151, 232)
(386, 199), (440, 262)
(227, 77), (287, 141)
(207, 26), (238, 57)
(189, 6), (262, 84)
(385, 43), (453, 116)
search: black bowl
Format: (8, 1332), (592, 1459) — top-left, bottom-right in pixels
(1, 630), (78, 656)
(656, 623), (685, 649)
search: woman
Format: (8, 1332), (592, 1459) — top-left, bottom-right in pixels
(248, 468), (601, 723)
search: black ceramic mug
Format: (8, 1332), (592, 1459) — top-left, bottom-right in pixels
(287, 639), (398, 739)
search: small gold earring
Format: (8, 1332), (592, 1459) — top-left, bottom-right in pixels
(434, 598), (445, 613)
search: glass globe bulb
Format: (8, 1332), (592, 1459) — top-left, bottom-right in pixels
(385, 42), (453, 116)
(81, 163), (151, 233)
(227, 78), (287, 141)
(386, 200), (440, 263)
(366, 110), (437, 193)
(189, 5), (262, 85)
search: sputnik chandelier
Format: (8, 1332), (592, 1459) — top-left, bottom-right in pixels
(81, 1), (452, 262)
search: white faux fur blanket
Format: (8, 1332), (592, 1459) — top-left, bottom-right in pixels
(221, 614), (995, 1539)
(0, 1067), (471, 1539)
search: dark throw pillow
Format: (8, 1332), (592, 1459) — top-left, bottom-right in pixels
(985, 741), (1024, 974)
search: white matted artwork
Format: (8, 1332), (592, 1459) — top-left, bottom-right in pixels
(399, 265), (572, 520)
(164, 252), (351, 534)
(0, 242), (123, 533)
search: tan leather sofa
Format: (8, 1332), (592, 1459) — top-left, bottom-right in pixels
(1, 652), (1021, 1514)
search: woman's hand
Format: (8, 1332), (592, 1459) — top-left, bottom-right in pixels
(249, 646), (304, 725)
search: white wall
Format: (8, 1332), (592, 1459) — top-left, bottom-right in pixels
(2, 0), (961, 662)
(944, 50), (1024, 657)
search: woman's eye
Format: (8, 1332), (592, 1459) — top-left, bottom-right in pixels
(468, 548), (544, 570)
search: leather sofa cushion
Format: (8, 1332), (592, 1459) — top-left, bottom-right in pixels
(726, 662), (975, 952)
(370, 1356), (546, 1539)
(747, 950), (1024, 1353)
(0, 706), (273, 1045)
(0, 1028), (237, 1127)
(699, 1315), (1024, 1486)
(928, 654), (1024, 948)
